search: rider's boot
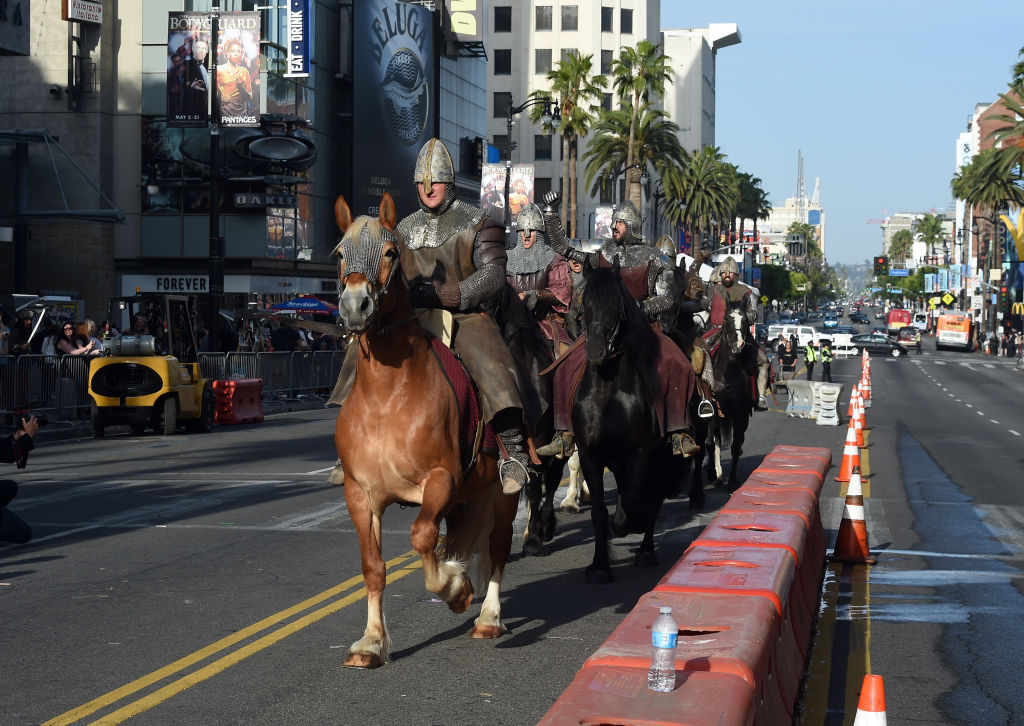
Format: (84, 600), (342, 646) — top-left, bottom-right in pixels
(670, 429), (701, 457)
(537, 430), (575, 459)
(755, 362), (770, 411)
(496, 420), (531, 495)
(327, 458), (345, 486)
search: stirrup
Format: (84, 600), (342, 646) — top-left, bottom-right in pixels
(536, 432), (574, 460)
(499, 457), (529, 495)
(671, 432), (701, 458)
(697, 399), (715, 419)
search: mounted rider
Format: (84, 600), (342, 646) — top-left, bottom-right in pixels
(537, 193), (700, 459)
(330, 138), (533, 495)
(702, 256), (771, 411)
(506, 203), (573, 351)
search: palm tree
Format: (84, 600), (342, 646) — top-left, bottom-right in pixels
(988, 91), (1024, 171)
(913, 213), (945, 264)
(528, 52), (607, 239)
(610, 40), (672, 211)
(662, 146), (737, 251)
(734, 171), (771, 247)
(582, 102), (687, 210)
(889, 229), (914, 263)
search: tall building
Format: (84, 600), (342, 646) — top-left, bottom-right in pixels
(485, 1), (662, 240)
(0, 1), (488, 336)
(660, 24), (740, 154)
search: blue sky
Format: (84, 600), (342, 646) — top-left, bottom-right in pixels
(661, 2), (1024, 266)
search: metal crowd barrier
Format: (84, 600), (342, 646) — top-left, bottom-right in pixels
(1, 351), (346, 428)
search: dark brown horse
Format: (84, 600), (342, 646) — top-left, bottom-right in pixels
(333, 194), (518, 668)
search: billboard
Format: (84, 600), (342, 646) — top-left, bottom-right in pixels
(507, 164), (534, 219)
(593, 206), (613, 243)
(480, 163), (506, 222)
(215, 12), (262, 127)
(167, 12), (212, 128)
(353, 0), (435, 218)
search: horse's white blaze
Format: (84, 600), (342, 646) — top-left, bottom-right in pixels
(338, 278), (376, 332)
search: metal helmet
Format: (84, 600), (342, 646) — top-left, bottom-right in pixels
(413, 138), (454, 193)
(655, 234), (676, 258)
(719, 256), (740, 276)
(611, 201), (642, 239)
(515, 203), (544, 234)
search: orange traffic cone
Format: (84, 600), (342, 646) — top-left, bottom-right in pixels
(853, 396), (865, 447)
(832, 466), (876, 564)
(835, 421), (861, 482)
(852, 673), (887, 725)
(847, 383), (859, 419)
(861, 372), (872, 407)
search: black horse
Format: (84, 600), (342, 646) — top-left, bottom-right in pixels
(573, 266), (673, 584)
(708, 300), (756, 490)
(488, 283), (563, 557)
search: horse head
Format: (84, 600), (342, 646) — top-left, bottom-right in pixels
(334, 194), (401, 333)
(723, 302), (748, 355)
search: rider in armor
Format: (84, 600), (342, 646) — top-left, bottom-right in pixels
(330, 138), (533, 495)
(702, 256), (771, 411)
(537, 193), (701, 459)
(506, 203), (573, 348)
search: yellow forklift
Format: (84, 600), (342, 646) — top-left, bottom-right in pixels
(88, 295), (215, 437)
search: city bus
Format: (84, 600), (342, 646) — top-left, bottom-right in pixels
(885, 308), (913, 336)
(935, 312), (974, 351)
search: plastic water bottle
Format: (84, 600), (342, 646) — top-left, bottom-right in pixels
(647, 606), (678, 692)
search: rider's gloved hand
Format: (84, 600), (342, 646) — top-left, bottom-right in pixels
(542, 191), (560, 214)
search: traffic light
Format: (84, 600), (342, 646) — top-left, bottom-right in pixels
(1000, 284), (1009, 308)
(873, 256), (888, 275)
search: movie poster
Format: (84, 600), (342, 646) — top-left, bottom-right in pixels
(507, 164), (534, 219)
(480, 163), (505, 222)
(353, 0), (435, 218)
(167, 12), (212, 128)
(215, 12), (261, 127)
(593, 206), (613, 243)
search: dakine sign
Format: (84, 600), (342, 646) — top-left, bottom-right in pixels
(234, 192), (298, 208)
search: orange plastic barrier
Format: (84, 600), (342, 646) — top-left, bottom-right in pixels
(213, 378), (264, 424)
(535, 666), (756, 726)
(583, 590), (790, 726)
(540, 444), (832, 726)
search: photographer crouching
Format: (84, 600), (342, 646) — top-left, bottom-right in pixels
(1, 415), (42, 544)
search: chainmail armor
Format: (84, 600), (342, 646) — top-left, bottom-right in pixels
(506, 234), (556, 275)
(335, 220), (391, 284)
(399, 197), (484, 250)
(458, 251), (506, 311)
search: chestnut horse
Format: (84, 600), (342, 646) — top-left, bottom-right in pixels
(333, 194), (518, 668)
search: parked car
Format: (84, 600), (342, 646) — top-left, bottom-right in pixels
(849, 333), (906, 358)
(833, 325), (855, 336)
(766, 324), (829, 351)
(849, 311), (871, 324)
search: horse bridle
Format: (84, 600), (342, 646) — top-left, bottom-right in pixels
(587, 300), (627, 360)
(724, 308), (748, 355)
(338, 223), (405, 333)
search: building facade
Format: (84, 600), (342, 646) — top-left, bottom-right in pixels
(1, 1), (487, 340)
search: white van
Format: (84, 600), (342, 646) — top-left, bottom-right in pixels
(766, 324), (829, 351)
(912, 312), (929, 331)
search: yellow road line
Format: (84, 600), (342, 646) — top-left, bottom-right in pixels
(45, 552), (421, 726)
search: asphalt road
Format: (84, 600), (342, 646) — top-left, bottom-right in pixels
(3, 345), (1023, 725)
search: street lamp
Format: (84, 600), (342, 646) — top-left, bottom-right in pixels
(503, 96), (560, 235)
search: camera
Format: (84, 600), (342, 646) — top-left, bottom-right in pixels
(16, 414), (49, 431)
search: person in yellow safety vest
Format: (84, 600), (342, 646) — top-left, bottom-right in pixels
(819, 340), (833, 382)
(804, 340), (816, 380)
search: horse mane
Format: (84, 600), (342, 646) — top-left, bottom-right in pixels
(583, 266), (661, 399)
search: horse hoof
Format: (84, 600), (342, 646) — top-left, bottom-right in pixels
(470, 623), (506, 639)
(521, 539), (549, 557)
(635, 550), (659, 567)
(585, 567), (612, 585)
(447, 574), (474, 614)
(342, 652), (385, 669)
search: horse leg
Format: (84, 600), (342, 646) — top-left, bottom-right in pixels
(411, 468), (474, 614)
(579, 452), (612, 584)
(472, 483), (518, 639)
(540, 461), (560, 542)
(521, 465), (547, 557)
(342, 482), (390, 668)
(729, 418), (746, 491)
(559, 451), (585, 512)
